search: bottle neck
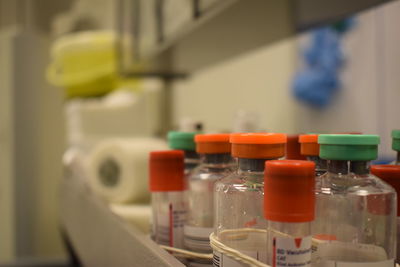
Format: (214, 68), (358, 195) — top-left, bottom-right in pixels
(238, 158), (277, 183)
(327, 160), (370, 175)
(200, 153), (232, 168)
(307, 156), (327, 175)
(184, 150), (200, 171)
(238, 158), (266, 172)
(397, 152), (400, 165)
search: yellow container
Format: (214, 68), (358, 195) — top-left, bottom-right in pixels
(47, 31), (118, 98)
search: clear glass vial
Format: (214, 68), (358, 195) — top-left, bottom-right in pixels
(264, 160), (315, 267)
(313, 134), (397, 266)
(168, 131), (200, 176)
(299, 134), (327, 176)
(392, 130), (400, 165)
(214, 133), (287, 266)
(185, 134), (232, 266)
(149, 150), (186, 249)
(371, 164), (400, 264)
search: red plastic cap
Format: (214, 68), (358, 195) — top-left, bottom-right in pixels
(149, 150), (184, 192)
(195, 134), (231, 154)
(264, 160), (315, 223)
(299, 134), (320, 156)
(230, 133), (287, 159)
(371, 165), (400, 215)
(286, 135), (306, 160)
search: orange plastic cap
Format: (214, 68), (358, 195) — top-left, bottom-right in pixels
(264, 160), (315, 223)
(299, 134), (319, 143)
(371, 165), (400, 215)
(230, 133), (287, 159)
(230, 133), (286, 144)
(286, 134), (306, 160)
(299, 134), (320, 156)
(195, 134), (231, 154)
(149, 150), (185, 192)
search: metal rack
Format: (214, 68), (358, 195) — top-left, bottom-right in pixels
(60, 173), (184, 267)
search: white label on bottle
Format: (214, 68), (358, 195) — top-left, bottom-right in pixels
(273, 236), (312, 267)
(213, 250), (266, 267)
(184, 225), (214, 252)
(320, 259), (394, 267)
(156, 203), (186, 248)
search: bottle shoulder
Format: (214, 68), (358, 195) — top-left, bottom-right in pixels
(215, 172), (264, 193)
(188, 165), (232, 182)
(316, 172), (396, 195)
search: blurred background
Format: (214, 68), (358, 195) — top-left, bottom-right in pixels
(0, 0), (400, 266)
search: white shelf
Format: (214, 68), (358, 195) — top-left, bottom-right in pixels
(60, 174), (184, 267)
(118, 0), (394, 75)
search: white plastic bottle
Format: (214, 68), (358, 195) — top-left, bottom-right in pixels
(214, 133), (287, 267)
(149, 150), (186, 249)
(313, 134), (397, 266)
(185, 134), (232, 266)
(264, 160), (315, 267)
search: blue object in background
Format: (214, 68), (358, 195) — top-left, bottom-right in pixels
(372, 157), (397, 165)
(293, 18), (355, 108)
(293, 69), (339, 108)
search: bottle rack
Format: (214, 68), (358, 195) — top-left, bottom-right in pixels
(60, 0), (395, 265)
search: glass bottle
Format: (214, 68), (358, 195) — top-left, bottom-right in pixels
(392, 130), (400, 165)
(214, 133), (287, 267)
(371, 164), (400, 264)
(185, 134), (232, 266)
(264, 160), (315, 267)
(299, 134), (327, 176)
(313, 134), (396, 266)
(149, 150), (186, 249)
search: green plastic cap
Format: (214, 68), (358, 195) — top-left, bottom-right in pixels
(167, 131), (196, 150)
(392, 130), (400, 152)
(318, 134), (380, 161)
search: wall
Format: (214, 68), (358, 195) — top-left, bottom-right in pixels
(295, 1), (400, 157)
(0, 27), (17, 262)
(0, 0), (120, 262)
(0, 28), (66, 262)
(0, 0), (72, 262)
(172, 38), (298, 133)
(173, 1), (400, 159)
